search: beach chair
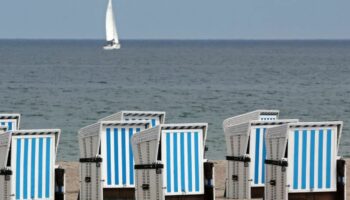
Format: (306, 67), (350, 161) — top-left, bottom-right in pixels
(265, 121), (346, 200)
(98, 111), (165, 127)
(0, 129), (65, 200)
(78, 111), (165, 200)
(131, 123), (215, 200)
(223, 110), (298, 199)
(0, 113), (20, 131)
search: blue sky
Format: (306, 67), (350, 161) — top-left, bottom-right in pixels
(0, 0), (349, 39)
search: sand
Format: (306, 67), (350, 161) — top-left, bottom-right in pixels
(60, 160), (349, 200)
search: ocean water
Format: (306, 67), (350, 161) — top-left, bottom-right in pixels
(0, 39), (349, 161)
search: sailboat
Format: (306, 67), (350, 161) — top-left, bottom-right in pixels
(103, 0), (120, 50)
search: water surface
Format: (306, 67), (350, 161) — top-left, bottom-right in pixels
(0, 40), (349, 160)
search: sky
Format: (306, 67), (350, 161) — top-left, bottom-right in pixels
(0, 0), (349, 40)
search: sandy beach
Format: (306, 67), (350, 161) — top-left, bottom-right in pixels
(60, 159), (349, 200)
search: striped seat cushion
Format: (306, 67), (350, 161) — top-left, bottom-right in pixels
(288, 127), (337, 192)
(249, 127), (267, 186)
(162, 129), (204, 195)
(11, 135), (55, 200)
(101, 126), (144, 188)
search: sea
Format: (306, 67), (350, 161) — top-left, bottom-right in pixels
(0, 39), (349, 161)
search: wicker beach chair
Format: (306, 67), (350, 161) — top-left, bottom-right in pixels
(223, 110), (298, 199)
(0, 129), (65, 200)
(0, 113), (20, 131)
(78, 111), (165, 200)
(131, 123), (215, 200)
(98, 111), (165, 127)
(265, 121), (346, 200)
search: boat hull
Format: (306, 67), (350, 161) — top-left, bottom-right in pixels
(103, 43), (121, 50)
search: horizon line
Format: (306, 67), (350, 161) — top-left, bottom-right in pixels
(1, 38), (350, 41)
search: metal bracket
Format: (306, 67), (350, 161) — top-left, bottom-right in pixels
(232, 175), (238, 181)
(85, 177), (91, 183)
(135, 163), (164, 170)
(226, 156), (251, 163)
(0, 169), (12, 176)
(79, 157), (102, 163)
(142, 184), (150, 190)
(265, 159), (288, 167)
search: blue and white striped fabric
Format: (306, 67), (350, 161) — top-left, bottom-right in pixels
(0, 120), (17, 131)
(249, 127), (267, 186)
(101, 126), (144, 188)
(123, 117), (160, 128)
(161, 130), (204, 195)
(288, 128), (337, 192)
(11, 135), (55, 200)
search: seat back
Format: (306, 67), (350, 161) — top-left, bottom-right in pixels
(162, 129), (204, 195)
(0, 114), (20, 131)
(161, 124), (207, 196)
(287, 122), (342, 193)
(10, 130), (60, 200)
(100, 122), (149, 188)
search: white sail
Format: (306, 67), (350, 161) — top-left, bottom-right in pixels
(105, 0), (119, 44)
